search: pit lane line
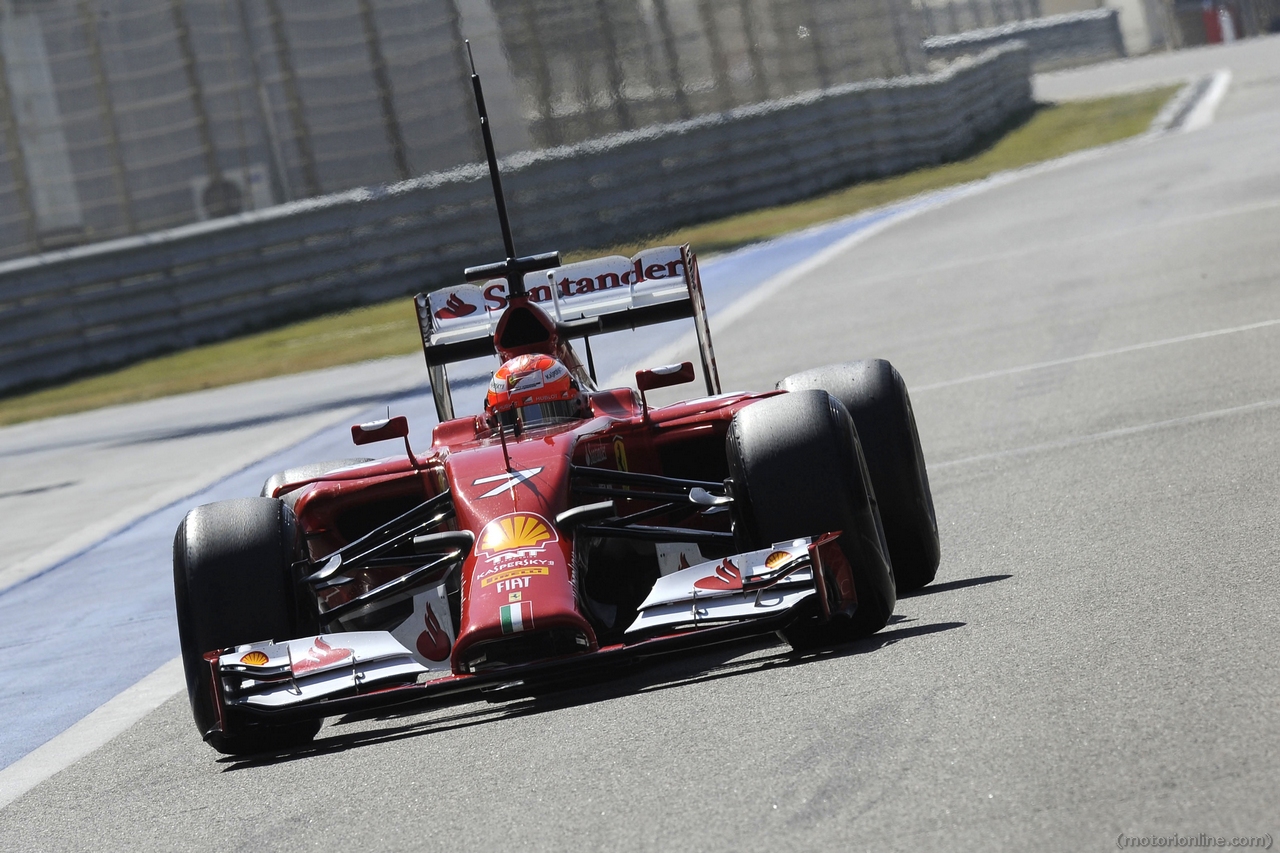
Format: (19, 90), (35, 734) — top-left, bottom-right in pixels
(932, 396), (1280, 471)
(913, 316), (1280, 392)
(1173, 68), (1230, 133)
(0, 78), (1227, 807)
(0, 659), (182, 810)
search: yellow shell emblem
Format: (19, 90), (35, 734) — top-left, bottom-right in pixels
(479, 513), (555, 554)
(239, 650), (270, 666)
(764, 550), (793, 569)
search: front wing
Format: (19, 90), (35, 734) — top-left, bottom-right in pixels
(203, 533), (856, 735)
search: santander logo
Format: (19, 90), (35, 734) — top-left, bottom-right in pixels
(416, 605), (452, 662)
(481, 256), (686, 311)
(694, 558), (742, 591)
(428, 249), (688, 328)
(434, 292), (477, 320)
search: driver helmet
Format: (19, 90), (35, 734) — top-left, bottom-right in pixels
(486, 354), (588, 428)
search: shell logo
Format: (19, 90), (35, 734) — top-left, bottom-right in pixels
(478, 513), (557, 554)
(239, 650), (270, 666)
(764, 550), (793, 569)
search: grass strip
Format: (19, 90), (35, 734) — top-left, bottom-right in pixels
(0, 86), (1178, 426)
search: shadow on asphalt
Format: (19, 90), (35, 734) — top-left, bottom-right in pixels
(217, 618), (965, 772)
(108, 388), (428, 447)
(898, 573), (1012, 598)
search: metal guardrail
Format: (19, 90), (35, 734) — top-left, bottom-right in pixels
(923, 9), (1125, 72)
(0, 42), (1031, 396)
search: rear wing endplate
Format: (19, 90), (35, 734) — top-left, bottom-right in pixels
(415, 245), (720, 421)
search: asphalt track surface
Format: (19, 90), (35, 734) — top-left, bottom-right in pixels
(2, 37), (1278, 852)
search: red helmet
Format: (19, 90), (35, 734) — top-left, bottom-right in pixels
(486, 354), (587, 427)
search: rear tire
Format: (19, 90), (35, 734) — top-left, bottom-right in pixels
(726, 390), (895, 649)
(173, 497), (321, 755)
(779, 360), (939, 592)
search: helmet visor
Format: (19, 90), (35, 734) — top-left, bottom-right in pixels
(515, 400), (578, 426)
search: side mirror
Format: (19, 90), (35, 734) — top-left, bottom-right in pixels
(351, 415), (420, 468)
(636, 361), (695, 392)
(351, 415), (409, 445)
(636, 362), (695, 419)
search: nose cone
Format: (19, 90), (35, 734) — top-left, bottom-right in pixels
(444, 428), (598, 673)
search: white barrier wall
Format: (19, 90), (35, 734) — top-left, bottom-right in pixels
(924, 9), (1126, 71)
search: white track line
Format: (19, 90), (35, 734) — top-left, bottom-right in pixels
(0, 657), (183, 809)
(914, 317), (1280, 392)
(1182, 69), (1232, 132)
(934, 397), (1280, 470)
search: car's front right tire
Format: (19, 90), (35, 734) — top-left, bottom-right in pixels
(779, 360), (939, 592)
(726, 390), (895, 649)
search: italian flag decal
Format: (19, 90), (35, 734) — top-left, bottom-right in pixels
(500, 601), (534, 634)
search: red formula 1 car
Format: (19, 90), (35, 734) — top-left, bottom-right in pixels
(171, 61), (940, 756)
(172, 241), (939, 754)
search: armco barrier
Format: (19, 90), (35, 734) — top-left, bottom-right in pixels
(923, 10), (1125, 73)
(0, 43), (1031, 396)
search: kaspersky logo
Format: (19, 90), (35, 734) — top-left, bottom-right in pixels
(477, 513), (558, 561)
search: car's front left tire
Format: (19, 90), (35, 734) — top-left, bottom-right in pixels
(173, 497), (321, 755)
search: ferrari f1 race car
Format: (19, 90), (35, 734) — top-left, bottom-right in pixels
(172, 58), (940, 756)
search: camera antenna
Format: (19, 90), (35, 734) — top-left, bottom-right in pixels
(462, 41), (559, 299)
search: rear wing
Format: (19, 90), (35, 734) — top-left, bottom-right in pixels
(415, 244), (720, 422)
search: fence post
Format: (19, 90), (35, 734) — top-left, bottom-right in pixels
(356, 0), (410, 181)
(884, 0), (917, 75)
(696, 0), (736, 110)
(232, 0), (293, 202)
(170, 0), (222, 185)
(969, 0), (985, 28)
(738, 0), (769, 102)
(444, 0), (483, 162)
(800, 0), (831, 89)
(264, 0), (321, 197)
(514, 0), (559, 145)
(0, 29), (40, 254)
(651, 0), (691, 120)
(593, 0), (633, 130)
(78, 0), (135, 233)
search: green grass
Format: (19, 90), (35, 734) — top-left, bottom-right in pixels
(0, 86), (1178, 427)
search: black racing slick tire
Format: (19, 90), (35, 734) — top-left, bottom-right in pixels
(779, 360), (940, 592)
(260, 458), (373, 499)
(173, 497), (321, 755)
(726, 390), (895, 648)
